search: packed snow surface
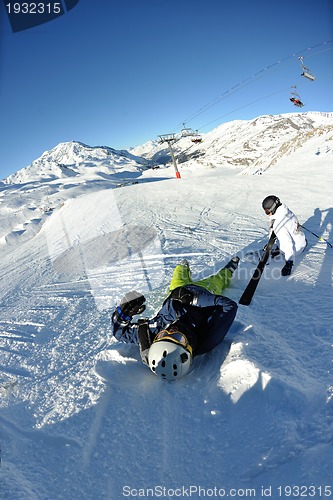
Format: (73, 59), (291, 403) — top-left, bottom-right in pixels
(0, 113), (332, 499)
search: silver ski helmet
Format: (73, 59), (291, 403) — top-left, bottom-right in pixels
(148, 326), (193, 381)
(262, 195), (281, 215)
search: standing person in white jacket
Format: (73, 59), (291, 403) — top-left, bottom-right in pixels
(262, 195), (307, 276)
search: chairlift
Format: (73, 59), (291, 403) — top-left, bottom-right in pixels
(298, 56), (316, 81)
(181, 123), (195, 137)
(290, 97), (304, 108)
(191, 130), (203, 143)
(289, 85), (304, 108)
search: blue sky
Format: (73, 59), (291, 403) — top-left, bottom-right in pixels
(1, 0), (332, 179)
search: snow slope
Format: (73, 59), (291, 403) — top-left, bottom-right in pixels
(0, 116), (333, 499)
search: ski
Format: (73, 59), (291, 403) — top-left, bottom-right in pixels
(239, 232), (276, 306)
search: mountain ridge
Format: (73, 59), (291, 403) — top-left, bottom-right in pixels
(2, 111), (333, 187)
(2, 141), (152, 186)
(137, 111), (333, 174)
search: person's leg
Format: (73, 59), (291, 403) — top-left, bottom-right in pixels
(294, 231), (307, 255)
(193, 268), (232, 295)
(169, 263), (193, 291)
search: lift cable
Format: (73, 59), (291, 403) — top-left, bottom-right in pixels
(178, 40), (333, 130)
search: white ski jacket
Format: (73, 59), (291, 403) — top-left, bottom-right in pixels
(270, 204), (306, 261)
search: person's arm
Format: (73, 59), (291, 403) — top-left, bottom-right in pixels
(111, 291), (146, 344)
(137, 320), (154, 365)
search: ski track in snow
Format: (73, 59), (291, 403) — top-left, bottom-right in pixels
(0, 130), (333, 498)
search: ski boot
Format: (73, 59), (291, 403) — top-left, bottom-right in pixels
(281, 260), (293, 276)
(225, 256), (240, 273)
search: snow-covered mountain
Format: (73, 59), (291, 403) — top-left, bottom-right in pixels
(3, 141), (151, 186)
(2, 112), (332, 191)
(132, 111), (333, 174)
(0, 112), (333, 498)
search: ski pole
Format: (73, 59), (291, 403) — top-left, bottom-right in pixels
(300, 225), (332, 248)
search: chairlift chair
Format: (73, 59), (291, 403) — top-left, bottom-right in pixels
(181, 123), (195, 137)
(191, 130), (202, 143)
(290, 97), (304, 108)
(298, 56), (316, 81)
(301, 70), (315, 81)
(290, 85), (304, 108)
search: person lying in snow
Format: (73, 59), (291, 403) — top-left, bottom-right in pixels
(111, 258), (239, 381)
(262, 195), (307, 276)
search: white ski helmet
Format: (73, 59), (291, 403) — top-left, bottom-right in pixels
(148, 328), (192, 381)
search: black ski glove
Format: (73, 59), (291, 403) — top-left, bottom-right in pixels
(115, 291), (146, 323)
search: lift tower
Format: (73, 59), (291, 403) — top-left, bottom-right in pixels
(158, 133), (181, 179)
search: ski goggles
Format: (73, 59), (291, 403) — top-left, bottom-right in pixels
(264, 208), (272, 215)
(154, 327), (193, 356)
